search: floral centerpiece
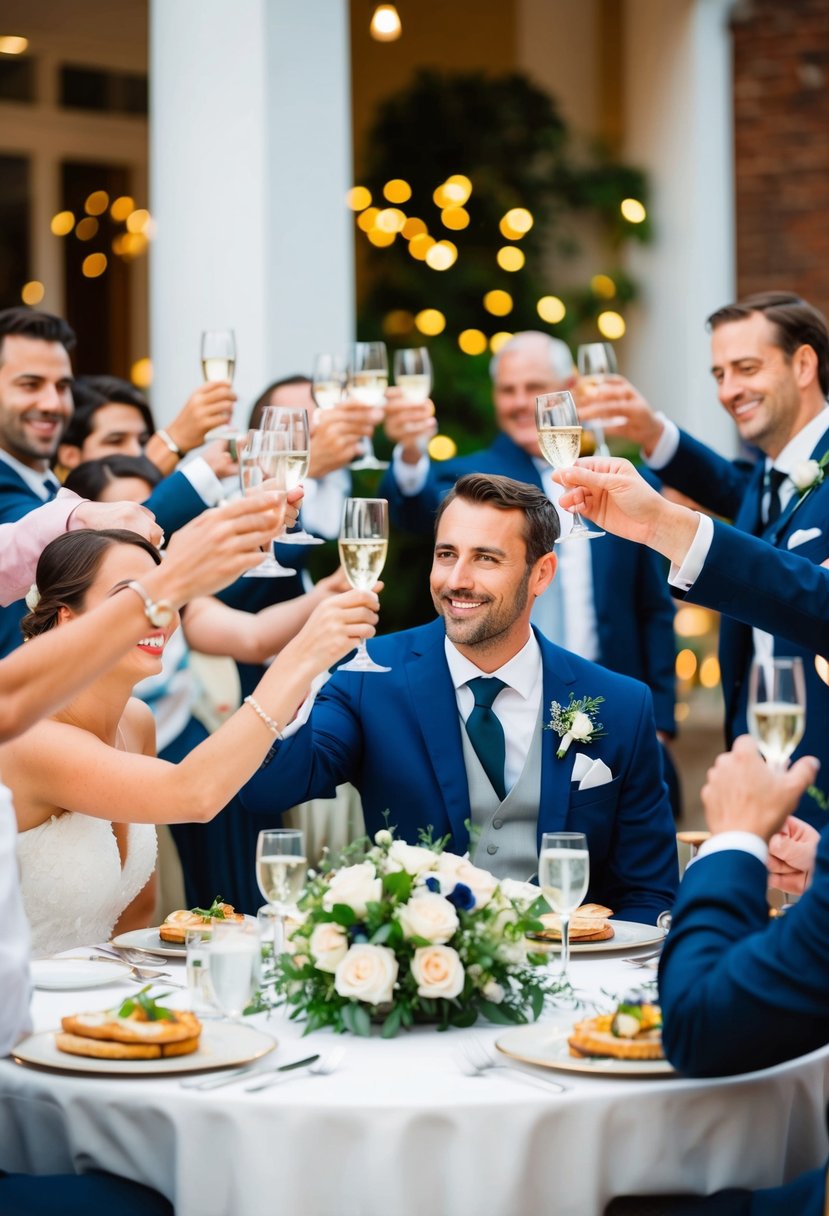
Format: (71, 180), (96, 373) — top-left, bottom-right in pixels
(269, 830), (566, 1038)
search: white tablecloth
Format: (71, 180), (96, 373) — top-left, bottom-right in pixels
(2, 951), (828, 1216)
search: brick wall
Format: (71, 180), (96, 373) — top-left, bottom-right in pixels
(732, 0), (829, 314)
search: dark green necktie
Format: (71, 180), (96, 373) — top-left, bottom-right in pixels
(764, 467), (787, 527)
(465, 676), (507, 801)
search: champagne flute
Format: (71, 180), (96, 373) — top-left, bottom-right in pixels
(200, 329), (239, 441)
(256, 828), (307, 957)
(206, 921), (260, 1021)
(536, 390), (605, 543)
(747, 657), (806, 773)
(538, 831), (590, 981)
(337, 496), (390, 673)
(576, 344), (623, 459)
(238, 428), (297, 578)
(259, 405), (323, 546)
(311, 352), (346, 411)
(393, 347), (435, 456)
(346, 341), (389, 471)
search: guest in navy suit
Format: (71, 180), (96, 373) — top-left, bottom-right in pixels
(579, 292), (829, 827)
(241, 474), (678, 924)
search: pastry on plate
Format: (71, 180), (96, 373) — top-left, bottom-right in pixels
(57, 988), (202, 1060)
(534, 903), (615, 943)
(568, 991), (663, 1060)
(159, 896), (245, 943)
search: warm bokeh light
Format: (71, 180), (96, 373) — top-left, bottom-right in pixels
(483, 290), (513, 317)
(402, 217), (427, 239)
(496, 246), (525, 272)
(536, 295), (566, 324)
(429, 435), (458, 461)
(84, 190), (109, 216)
(126, 208), (151, 234)
(409, 233), (435, 260)
(499, 208), (533, 240)
(675, 649), (698, 682)
(441, 206), (469, 231)
(81, 253), (107, 278)
(370, 3), (402, 41)
(620, 198), (647, 223)
(50, 211), (75, 237)
(21, 281), (45, 306)
(415, 309), (446, 336)
(346, 186), (372, 211)
(489, 332), (513, 354)
(382, 309), (415, 336)
(112, 232), (148, 259)
(383, 179), (411, 204)
(674, 606), (715, 638)
(425, 240), (457, 271)
(444, 175), (472, 205)
(367, 228), (396, 247)
(699, 656), (721, 688)
(357, 207), (380, 232)
(458, 329), (488, 356)
(75, 217), (99, 241)
(597, 310), (626, 339)
(0, 36), (28, 54)
(131, 357), (153, 389)
(591, 274), (617, 298)
(375, 207), (407, 233)
(110, 195), (135, 221)
(674, 702), (691, 724)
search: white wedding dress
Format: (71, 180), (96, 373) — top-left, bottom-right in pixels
(17, 811), (157, 958)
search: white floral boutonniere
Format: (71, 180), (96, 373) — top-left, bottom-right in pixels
(545, 692), (606, 759)
(790, 449), (829, 500)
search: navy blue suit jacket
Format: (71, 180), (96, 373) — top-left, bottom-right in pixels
(380, 433), (677, 735)
(663, 426), (829, 825)
(240, 620), (678, 923)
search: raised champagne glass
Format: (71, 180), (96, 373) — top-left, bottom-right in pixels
(576, 342), (621, 456)
(337, 496), (390, 673)
(536, 390), (605, 543)
(747, 656), (806, 773)
(393, 346), (434, 455)
(538, 831), (590, 981)
(259, 405), (323, 546)
(238, 428), (296, 578)
(200, 329), (239, 441)
(256, 828), (306, 957)
(346, 341), (389, 471)
(311, 352), (346, 412)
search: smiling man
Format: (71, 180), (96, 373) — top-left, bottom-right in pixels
(240, 473), (678, 924)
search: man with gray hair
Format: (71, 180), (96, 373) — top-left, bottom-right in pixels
(380, 331), (678, 792)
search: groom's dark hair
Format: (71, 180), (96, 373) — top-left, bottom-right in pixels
(435, 473), (559, 565)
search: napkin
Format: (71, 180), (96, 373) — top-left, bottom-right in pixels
(788, 527), (822, 550)
(571, 754), (613, 790)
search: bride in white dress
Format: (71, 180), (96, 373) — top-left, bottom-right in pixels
(2, 527), (378, 958)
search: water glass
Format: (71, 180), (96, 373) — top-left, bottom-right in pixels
(185, 927), (219, 1018)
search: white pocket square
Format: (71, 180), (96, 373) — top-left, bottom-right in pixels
(788, 527), (822, 550)
(571, 754), (613, 790)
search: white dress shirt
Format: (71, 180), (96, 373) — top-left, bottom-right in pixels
(0, 782), (32, 1054)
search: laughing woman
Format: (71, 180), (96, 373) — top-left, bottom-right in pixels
(1, 528), (378, 957)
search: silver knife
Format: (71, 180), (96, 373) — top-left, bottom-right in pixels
(181, 1053), (319, 1091)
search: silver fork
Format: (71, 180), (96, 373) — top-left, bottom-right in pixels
(97, 944), (169, 966)
(455, 1039), (568, 1093)
(244, 1047), (344, 1092)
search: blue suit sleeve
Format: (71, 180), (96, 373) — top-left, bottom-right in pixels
(143, 472), (206, 535)
(632, 547), (676, 735)
(380, 463), (456, 535)
(660, 431), (754, 520)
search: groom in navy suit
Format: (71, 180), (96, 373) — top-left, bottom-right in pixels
(241, 473), (678, 924)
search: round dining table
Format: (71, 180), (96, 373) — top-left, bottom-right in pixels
(1, 943), (828, 1216)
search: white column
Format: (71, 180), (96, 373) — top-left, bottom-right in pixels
(622, 0), (737, 451)
(149, 0), (354, 427)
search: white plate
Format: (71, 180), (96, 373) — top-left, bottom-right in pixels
(110, 927), (186, 958)
(13, 1021), (276, 1077)
(526, 919), (665, 955)
(496, 1022), (674, 1078)
(30, 958), (132, 991)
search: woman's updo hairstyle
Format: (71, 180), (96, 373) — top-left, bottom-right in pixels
(22, 529), (161, 641)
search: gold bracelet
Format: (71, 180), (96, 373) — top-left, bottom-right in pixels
(244, 695), (283, 738)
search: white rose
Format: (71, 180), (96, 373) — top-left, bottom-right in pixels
(309, 922), (349, 973)
(374, 829), (393, 846)
(570, 711), (594, 741)
(322, 862), (382, 918)
(334, 943), (398, 1004)
(790, 459), (821, 492)
(397, 892), (459, 944)
(498, 878), (538, 907)
(437, 857), (498, 909)
(483, 979), (505, 1003)
(386, 841), (438, 877)
(410, 945), (465, 999)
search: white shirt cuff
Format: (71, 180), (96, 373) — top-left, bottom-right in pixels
(279, 670), (330, 738)
(691, 831), (769, 867)
(668, 513), (713, 591)
(392, 446), (429, 496)
(643, 414), (680, 470)
(180, 457), (225, 507)
(300, 470), (348, 539)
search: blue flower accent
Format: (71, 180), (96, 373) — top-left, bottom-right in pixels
(348, 922), (369, 943)
(447, 882), (476, 911)
(424, 876), (440, 893)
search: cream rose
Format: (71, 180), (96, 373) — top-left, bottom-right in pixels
(410, 945), (464, 999)
(570, 711), (594, 740)
(374, 828), (393, 847)
(334, 943), (398, 1004)
(397, 892), (459, 944)
(386, 841), (438, 876)
(790, 459), (821, 493)
(322, 862), (382, 918)
(436, 856), (498, 909)
(309, 922), (349, 973)
(483, 979), (505, 1003)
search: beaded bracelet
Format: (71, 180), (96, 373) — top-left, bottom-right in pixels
(156, 428), (182, 457)
(244, 695), (283, 738)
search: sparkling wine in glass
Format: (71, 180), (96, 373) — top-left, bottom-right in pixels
(536, 390), (605, 543)
(346, 341), (389, 471)
(538, 831), (590, 981)
(748, 656), (806, 773)
(259, 405), (323, 546)
(576, 342), (622, 456)
(238, 428), (296, 578)
(393, 346), (434, 456)
(337, 496), (390, 673)
(200, 329), (239, 441)
(256, 828), (307, 956)
(207, 921), (260, 1020)
(312, 353), (346, 411)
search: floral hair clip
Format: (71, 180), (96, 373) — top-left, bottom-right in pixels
(24, 584), (40, 611)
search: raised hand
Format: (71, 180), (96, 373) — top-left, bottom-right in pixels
(165, 380), (238, 453)
(70, 499), (164, 548)
(575, 375), (664, 455)
(308, 403), (384, 477)
(701, 736), (820, 842)
(383, 387), (437, 463)
(288, 588), (380, 670)
(768, 815), (821, 895)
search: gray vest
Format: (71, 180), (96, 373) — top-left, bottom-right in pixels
(463, 702), (543, 881)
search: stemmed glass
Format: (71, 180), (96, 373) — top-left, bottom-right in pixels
(337, 497), (390, 673)
(238, 428), (297, 578)
(393, 347), (434, 456)
(259, 405), (323, 546)
(206, 921), (261, 1021)
(576, 342), (621, 457)
(256, 828), (307, 956)
(538, 831), (590, 982)
(346, 341), (389, 471)
(747, 657), (806, 773)
(200, 329), (238, 441)
(311, 353), (346, 411)
(536, 390), (605, 543)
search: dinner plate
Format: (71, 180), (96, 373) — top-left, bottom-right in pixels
(29, 958), (132, 991)
(496, 1022), (674, 1078)
(526, 919), (665, 954)
(13, 1021), (276, 1077)
(110, 927), (186, 958)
